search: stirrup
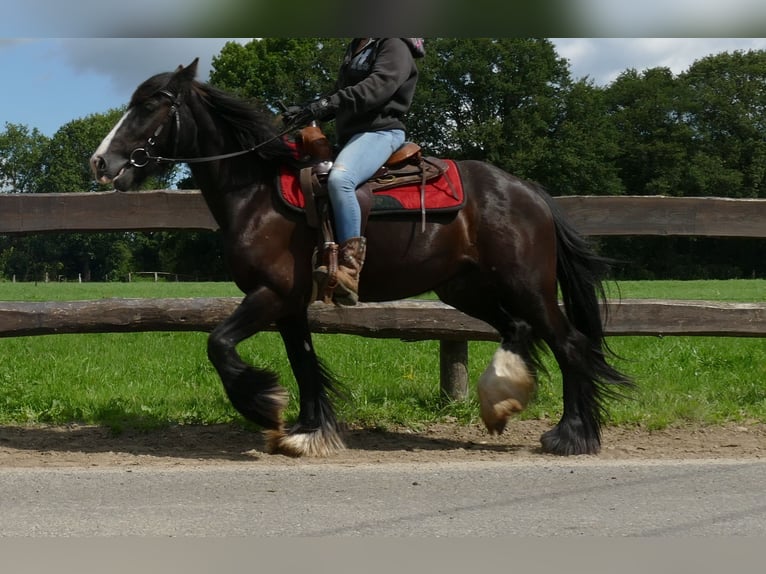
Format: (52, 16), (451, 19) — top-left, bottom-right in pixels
(313, 243), (338, 304)
(332, 280), (359, 306)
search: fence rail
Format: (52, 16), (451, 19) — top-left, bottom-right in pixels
(0, 298), (763, 340)
(1, 191), (765, 236)
(1, 192), (764, 399)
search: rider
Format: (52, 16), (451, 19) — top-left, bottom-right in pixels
(285, 38), (425, 305)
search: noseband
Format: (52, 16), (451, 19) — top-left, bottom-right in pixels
(129, 87), (294, 168)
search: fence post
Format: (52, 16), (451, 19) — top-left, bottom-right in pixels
(439, 340), (469, 401)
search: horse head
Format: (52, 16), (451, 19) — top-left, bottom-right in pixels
(90, 58), (200, 191)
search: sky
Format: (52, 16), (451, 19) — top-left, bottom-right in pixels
(2, 37), (766, 137)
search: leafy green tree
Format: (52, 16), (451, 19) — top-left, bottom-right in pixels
(543, 79), (624, 196)
(213, 38), (621, 196)
(604, 67), (692, 196)
(599, 53), (766, 278)
(37, 110), (124, 194)
(680, 50), (766, 198)
(409, 38), (570, 178)
(0, 123), (47, 193)
(155, 231), (227, 280)
(210, 38), (347, 111)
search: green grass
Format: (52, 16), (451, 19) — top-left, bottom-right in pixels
(0, 279), (763, 432)
(0, 280), (243, 301)
(604, 279), (765, 301)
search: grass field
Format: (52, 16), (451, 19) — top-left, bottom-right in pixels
(0, 279), (763, 432)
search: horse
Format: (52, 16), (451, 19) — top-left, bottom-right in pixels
(90, 58), (632, 457)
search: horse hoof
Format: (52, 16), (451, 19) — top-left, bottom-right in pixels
(540, 425), (601, 456)
(479, 398), (523, 435)
(265, 427), (346, 457)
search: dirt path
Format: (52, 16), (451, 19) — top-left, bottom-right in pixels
(1, 420), (763, 468)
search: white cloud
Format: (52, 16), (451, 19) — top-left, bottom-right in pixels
(55, 38), (249, 94)
(553, 38), (766, 85)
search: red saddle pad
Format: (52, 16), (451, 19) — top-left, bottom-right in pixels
(277, 159), (464, 215)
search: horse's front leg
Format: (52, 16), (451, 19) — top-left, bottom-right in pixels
(268, 312), (346, 457)
(207, 287), (289, 436)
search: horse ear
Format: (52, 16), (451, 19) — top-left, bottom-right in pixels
(169, 58), (199, 91)
(184, 58), (199, 78)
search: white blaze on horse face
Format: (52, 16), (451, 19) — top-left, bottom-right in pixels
(477, 347), (536, 435)
(91, 110), (133, 183)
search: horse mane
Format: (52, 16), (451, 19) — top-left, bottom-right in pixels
(190, 81), (295, 163)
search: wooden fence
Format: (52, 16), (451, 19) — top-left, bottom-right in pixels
(1, 192), (764, 399)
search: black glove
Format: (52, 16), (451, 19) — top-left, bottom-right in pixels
(281, 105), (310, 127)
(306, 97), (333, 121)
(282, 98), (333, 127)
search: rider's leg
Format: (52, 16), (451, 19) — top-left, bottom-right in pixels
(316, 129), (405, 305)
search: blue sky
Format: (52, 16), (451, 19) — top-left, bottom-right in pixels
(0, 38), (241, 136)
(3, 37), (766, 137)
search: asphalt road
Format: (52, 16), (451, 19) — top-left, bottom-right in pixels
(2, 458), (765, 537)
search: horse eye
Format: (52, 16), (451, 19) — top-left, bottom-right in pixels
(142, 99), (160, 112)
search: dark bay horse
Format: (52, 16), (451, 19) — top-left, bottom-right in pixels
(91, 59), (632, 457)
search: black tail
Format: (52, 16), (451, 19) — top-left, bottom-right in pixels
(538, 189), (634, 398)
(548, 198), (611, 345)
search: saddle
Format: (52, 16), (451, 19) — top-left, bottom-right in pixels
(293, 127), (459, 303)
(298, 139), (455, 231)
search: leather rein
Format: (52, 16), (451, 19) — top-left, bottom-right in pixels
(129, 88), (293, 168)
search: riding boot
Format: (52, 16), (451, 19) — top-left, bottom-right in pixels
(332, 237), (367, 306)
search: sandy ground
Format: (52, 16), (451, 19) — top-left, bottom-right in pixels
(0, 420), (763, 468)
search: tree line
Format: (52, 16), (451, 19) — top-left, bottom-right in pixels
(1, 38), (764, 282)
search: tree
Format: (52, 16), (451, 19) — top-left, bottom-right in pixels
(0, 123), (47, 193)
(210, 38), (347, 111)
(542, 79), (624, 196)
(680, 50), (766, 198)
(37, 110), (124, 194)
(409, 38), (571, 180)
(604, 67), (692, 196)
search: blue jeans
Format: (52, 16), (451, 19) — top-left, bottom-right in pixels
(327, 129), (405, 243)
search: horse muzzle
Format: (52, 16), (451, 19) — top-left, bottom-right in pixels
(90, 153), (131, 188)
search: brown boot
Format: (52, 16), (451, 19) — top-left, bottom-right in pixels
(332, 237), (366, 306)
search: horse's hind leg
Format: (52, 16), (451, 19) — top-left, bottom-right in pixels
(207, 288), (289, 435)
(535, 301), (613, 455)
(269, 312), (346, 457)
(480, 296), (610, 454)
(441, 276), (613, 455)
(435, 285), (538, 433)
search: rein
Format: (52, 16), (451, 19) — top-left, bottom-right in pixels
(129, 89), (294, 168)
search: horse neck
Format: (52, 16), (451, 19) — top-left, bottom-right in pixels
(184, 99), (272, 231)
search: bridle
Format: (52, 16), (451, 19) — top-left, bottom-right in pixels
(128, 88), (294, 168)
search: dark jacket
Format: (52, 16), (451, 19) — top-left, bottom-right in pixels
(325, 38), (423, 146)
